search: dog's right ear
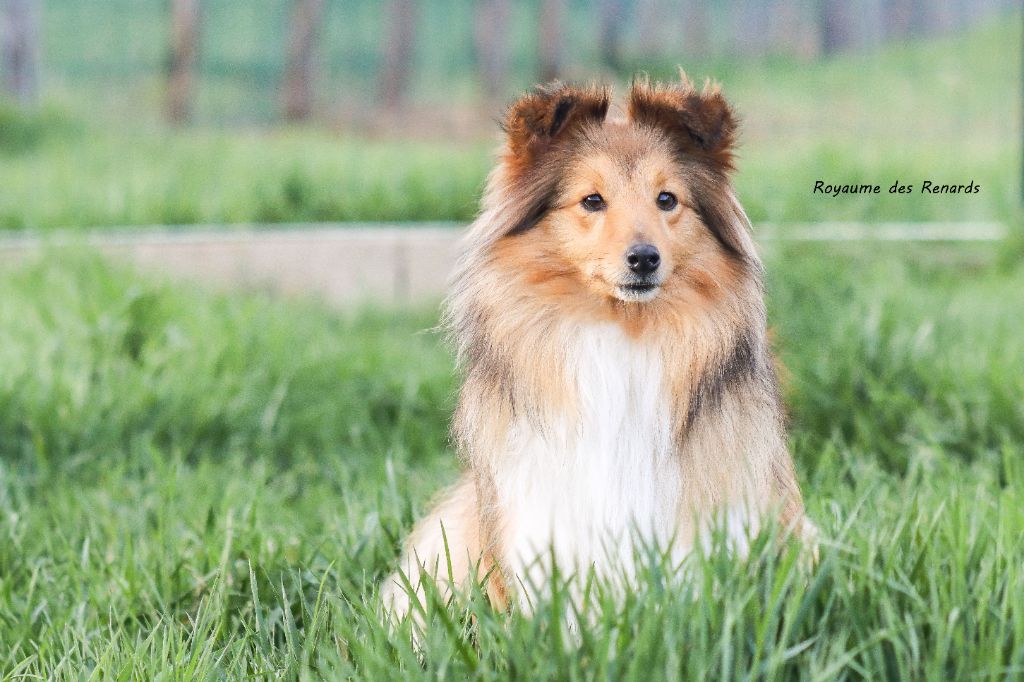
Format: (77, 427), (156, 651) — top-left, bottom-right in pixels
(502, 82), (610, 172)
(627, 72), (737, 173)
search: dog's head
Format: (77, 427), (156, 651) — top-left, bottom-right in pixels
(487, 75), (755, 308)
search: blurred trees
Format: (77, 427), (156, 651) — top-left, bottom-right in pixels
(1, 0), (39, 105)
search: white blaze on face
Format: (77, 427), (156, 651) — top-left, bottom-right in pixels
(495, 322), (686, 606)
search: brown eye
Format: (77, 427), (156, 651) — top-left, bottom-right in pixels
(656, 191), (678, 211)
(581, 193), (606, 212)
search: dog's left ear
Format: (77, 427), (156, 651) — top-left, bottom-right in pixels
(627, 73), (737, 172)
(498, 83), (609, 236)
(503, 82), (610, 172)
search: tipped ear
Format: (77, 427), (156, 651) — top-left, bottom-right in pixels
(630, 74), (752, 261)
(495, 83), (609, 237)
(503, 82), (610, 168)
(627, 72), (737, 171)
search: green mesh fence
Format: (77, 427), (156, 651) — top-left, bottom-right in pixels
(28, 0), (1017, 126)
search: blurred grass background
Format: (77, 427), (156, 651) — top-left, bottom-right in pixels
(0, 3), (1018, 230)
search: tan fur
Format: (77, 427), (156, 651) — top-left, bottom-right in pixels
(381, 74), (812, 624)
(379, 476), (482, 619)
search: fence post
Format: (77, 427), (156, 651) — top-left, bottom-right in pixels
(474, 0), (510, 103)
(166, 0), (200, 125)
(1, 0), (40, 105)
(283, 0), (325, 121)
(380, 0), (417, 110)
(538, 0), (565, 82)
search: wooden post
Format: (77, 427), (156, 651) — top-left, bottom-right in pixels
(166, 0), (200, 125)
(820, 0), (854, 54)
(379, 0), (417, 110)
(733, 0), (773, 57)
(680, 0), (710, 58)
(473, 0), (510, 102)
(282, 0), (325, 121)
(596, 0), (627, 71)
(1, 0), (39, 105)
(538, 0), (564, 82)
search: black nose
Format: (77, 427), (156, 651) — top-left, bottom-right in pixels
(625, 243), (661, 276)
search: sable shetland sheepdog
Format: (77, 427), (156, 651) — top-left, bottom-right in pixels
(382, 74), (813, 621)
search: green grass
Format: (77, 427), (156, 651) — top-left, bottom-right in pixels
(1, 16), (1018, 230)
(1, 242), (1022, 678)
(0, 131), (492, 229)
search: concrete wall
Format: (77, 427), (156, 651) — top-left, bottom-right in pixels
(0, 225), (464, 306)
(0, 222), (1006, 306)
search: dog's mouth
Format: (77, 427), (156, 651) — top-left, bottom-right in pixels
(614, 280), (661, 302)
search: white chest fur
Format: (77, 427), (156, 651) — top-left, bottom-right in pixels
(495, 323), (685, 594)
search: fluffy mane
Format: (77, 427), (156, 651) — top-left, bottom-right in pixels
(382, 75), (811, 627)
